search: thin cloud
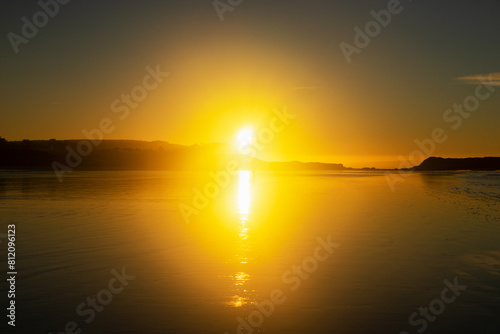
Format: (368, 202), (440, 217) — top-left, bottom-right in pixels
(455, 73), (500, 85)
(286, 86), (319, 91)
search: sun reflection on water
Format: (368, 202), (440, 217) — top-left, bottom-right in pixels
(226, 170), (255, 307)
(238, 170), (252, 216)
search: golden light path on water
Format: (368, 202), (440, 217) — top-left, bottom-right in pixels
(238, 170), (252, 217)
(227, 170), (253, 308)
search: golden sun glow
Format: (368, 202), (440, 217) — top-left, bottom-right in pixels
(236, 128), (254, 149)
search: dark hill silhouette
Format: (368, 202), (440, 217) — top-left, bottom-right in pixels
(2, 139), (498, 172)
(0, 139), (345, 171)
(0, 148), (58, 169)
(414, 157), (500, 171)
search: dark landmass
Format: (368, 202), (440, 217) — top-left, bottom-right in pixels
(0, 139), (346, 171)
(1, 139), (498, 172)
(414, 157), (500, 171)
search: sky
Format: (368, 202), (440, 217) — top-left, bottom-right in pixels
(1, 0), (499, 168)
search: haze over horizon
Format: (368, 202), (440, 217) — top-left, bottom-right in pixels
(2, 0), (499, 168)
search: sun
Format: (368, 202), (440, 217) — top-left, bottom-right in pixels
(236, 128), (254, 149)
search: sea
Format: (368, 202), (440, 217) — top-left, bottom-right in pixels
(0, 170), (499, 333)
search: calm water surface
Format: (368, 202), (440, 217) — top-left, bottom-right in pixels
(0, 170), (499, 333)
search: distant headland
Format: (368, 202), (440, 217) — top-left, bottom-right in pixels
(413, 157), (500, 171)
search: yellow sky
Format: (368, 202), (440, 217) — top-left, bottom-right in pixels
(2, 1), (499, 168)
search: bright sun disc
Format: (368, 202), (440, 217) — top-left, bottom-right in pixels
(236, 128), (253, 148)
